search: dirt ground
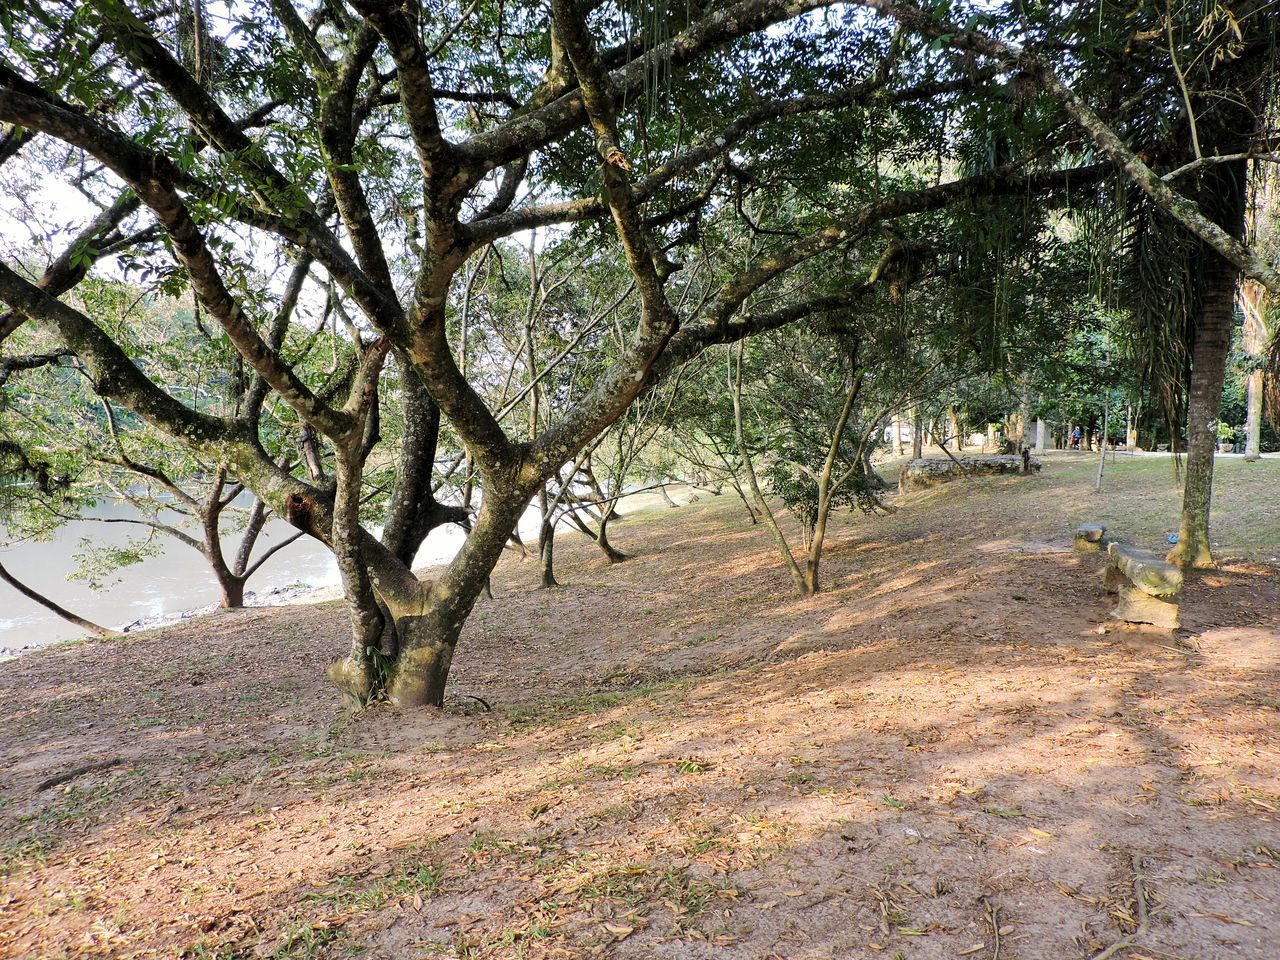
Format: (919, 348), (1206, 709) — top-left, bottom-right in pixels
(2, 453), (1278, 960)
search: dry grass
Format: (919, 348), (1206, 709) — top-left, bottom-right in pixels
(1, 452), (1278, 960)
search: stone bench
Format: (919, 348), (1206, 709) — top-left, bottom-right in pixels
(1102, 543), (1183, 629)
(1074, 523), (1109, 552)
(898, 455), (1040, 493)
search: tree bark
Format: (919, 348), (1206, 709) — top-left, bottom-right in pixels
(1018, 381), (1033, 451)
(201, 467), (246, 610)
(539, 517), (558, 587)
(538, 484), (558, 588)
(217, 574), (245, 609)
(1094, 402), (1109, 493)
(0, 561), (120, 637)
(595, 503), (628, 563)
(381, 355), (468, 566)
(385, 490), (530, 707)
(1169, 246), (1239, 568)
(1240, 281), (1268, 461)
(1244, 370), (1263, 460)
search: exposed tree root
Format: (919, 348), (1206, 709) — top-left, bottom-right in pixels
(1090, 856), (1150, 960)
(37, 758), (126, 791)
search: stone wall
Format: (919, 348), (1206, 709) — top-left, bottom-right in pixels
(898, 455), (1041, 493)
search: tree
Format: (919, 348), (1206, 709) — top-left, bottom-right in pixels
(0, 0), (1130, 706)
(846, 1), (1278, 566)
(0, 278), (330, 610)
(732, 305), (943, 596)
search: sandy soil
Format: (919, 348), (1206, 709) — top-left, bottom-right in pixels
(2, 458), (1278, 960)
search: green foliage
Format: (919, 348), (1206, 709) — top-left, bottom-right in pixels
(68, 534), (164, 591)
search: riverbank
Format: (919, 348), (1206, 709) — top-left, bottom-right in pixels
(0, 580), (345, 661)
(2, 453), (1279, 959)
(0, 487), (679, 659)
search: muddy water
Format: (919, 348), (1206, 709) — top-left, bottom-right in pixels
(0, 500), (346, 654)
(0, 490), (630, 655)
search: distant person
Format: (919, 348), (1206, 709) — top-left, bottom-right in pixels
(1071, 426), (1081, 450)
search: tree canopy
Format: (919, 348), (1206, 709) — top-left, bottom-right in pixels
(2, 0), (1277, 705)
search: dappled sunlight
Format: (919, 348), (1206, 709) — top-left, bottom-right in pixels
(3, 472), (1279, 958)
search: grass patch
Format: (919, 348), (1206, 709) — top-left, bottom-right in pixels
(502, 673), (703, 729)
(301, 852), (445, 914)
(0, 833), (54, 878)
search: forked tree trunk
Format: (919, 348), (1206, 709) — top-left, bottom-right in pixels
(383, 491), (530, 707)
(201, 470), (246, 610)
(1169, 247), (1239, 568)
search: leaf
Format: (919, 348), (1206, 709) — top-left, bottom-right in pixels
(982, 806), (1025, 818)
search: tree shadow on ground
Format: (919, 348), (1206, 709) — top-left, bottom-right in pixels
(1, 486), (1278, 959)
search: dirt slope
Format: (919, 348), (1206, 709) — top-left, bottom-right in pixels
(2, 455), (1278, 960)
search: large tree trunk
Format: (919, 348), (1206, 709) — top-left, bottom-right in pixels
(911, 408), (923, 459)
(385, 491), (529, 707)
(1169, 157), (1249, 569)
(1240, 281), (1267, 461)
(1169, 247), (1239, 568)
(217, 574), (245, 609)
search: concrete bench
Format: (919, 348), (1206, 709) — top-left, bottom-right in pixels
(1102, 543), (1183, 628)
(1074, 523), (1109, 552)
(898, 455), (1040, 493)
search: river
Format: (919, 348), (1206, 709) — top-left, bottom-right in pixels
(0, 498), (519, 656)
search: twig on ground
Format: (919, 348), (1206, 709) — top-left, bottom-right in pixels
(979, 895), (1002, 960)
(453, 693), (492, 712)
(1091, 855), (1149, 960)
(36, 758), (127, 791)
